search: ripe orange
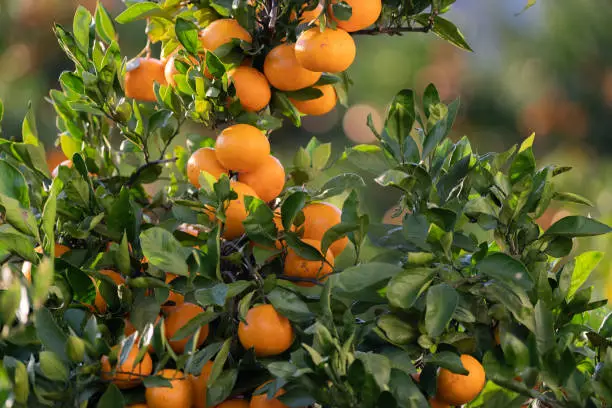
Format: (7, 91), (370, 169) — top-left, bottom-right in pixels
(199, 19), (252, 52)
(289, 85), (337, 116)
(165, 54), (199, 86)
(250, 381), (290, 408)
(216, 401), (250, 408)
(435, 354), (486, 406)
(164, 303), (209, 353)
(283, 238), (334, 286)
(145, 369), (193, 408)
(125, 58), (167, 102)
(238, 155), (285, 203)
(301, 202), (348, 256)
(428, 397), (450, 408)
(162, 273), (185, 314)
(51, 159), (73, 178)
(214, 124), (270, 173)
(295, 28), (356, 73)
(228, 67), (272, 112)
(187, 147), (228, 188)
(190, 361), (214, 408)
(23, 244), (71, 282)
(329, 0), (382, 32)
(263, 44), (321, 91)
(238, 304), (294, 357)
(94, 269), (126, 313)
(101, 345), (153, 389)
(217, 181), (259, 240)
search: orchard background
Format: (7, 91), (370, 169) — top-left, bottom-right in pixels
(1, 0), (612, 407)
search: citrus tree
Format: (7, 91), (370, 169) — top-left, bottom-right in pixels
(0, 0), (612, 407)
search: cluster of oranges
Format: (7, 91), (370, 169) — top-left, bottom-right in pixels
(124, 0), (382, 117)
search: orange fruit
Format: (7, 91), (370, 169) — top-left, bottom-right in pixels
(145, 369), (193, 408)
(23, 243), (71, 283)
(295, 28), (356, 73)
(101, 345), (153, 389)
(301, 202), (348, 256)
(164, 303), (209, 353)
(162, 273), (185, 314)
(228, 67), (272, 112)
(94, 269), (126, 313)
(190, 361), (214, 408)
(165, 54), (199, 86)
(329, 0), (382, 32)
(51, 159), (73, 178)
(435, 354), (486, 405)
(215, 181), (259, 240)
(187, 147), (228, 188)
(199, 19), (252, 52)
(291, 2), (324, 23)
(238, 155), (285, 203)
(289, 84), (336, 116)
(263, 44), (321, 91)
(214, 124), (270, 172)
(428, 397), (450, 408)
(238, 304), (294, 357)
(250, 381), (290, 408)
(283, 238), (334, 286)
(125, 58), (167, 102)
(216, 401), (250, 408)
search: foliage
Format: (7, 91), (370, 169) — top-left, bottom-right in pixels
(0, 1), (609, 408)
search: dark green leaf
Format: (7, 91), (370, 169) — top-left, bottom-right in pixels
(333, 262), (403, 293)
(545, 216), (612, 238)
(195, 284), (229, 307)
(425, 283), (458, 338)
(0, 160), (29, 208)
(206, 52), (225, 78)
(281, 192), (307, 231)
(476, 253), (533, 291)
(423, 83), (440, 119)
(35, 308), (68, 361)
(424, 351), (468, 373)
(284, 232), (326, 262)
(534, 301), (554, 355)
(141, 227), (189, 276)
(176, 18), (200, 55)
(267, 287), (314, 322)
(115, 2), (167, 24)
(599, 312), (612, 338)
(97, 384), (125, 407)
(285, 87), (324, 101)
(331, 1), (353, 21)
(386, 267), (435, 309)
(207, 368), (238, 406)
(416, 15), (473, 51)
(389, 369), (429, 407)
(422, 98), (459, 158)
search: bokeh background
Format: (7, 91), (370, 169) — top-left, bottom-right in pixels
(1, 0), (611, 299)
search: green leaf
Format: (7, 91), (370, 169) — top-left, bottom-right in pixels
(476, 253), (533, 291)
(0, 160), (29, 208)
(423, 83), (440, 119)
(207, 368), (238, 407)
(143, 375), (172, 388)
(141, 227), (189, 276)
(599, 312), (612, 338)
(321, 222), (358, 256)
(95, 2), (116, 43)
(377, 314), (419, 345)
(73, 6), (92, 53)
(386, 268), (436, 310)
(39, 351), (69, 382)
(425, 283), (458, 338)
(567, 251), (603, 301)
(175, 18), (200, 55)
(0, 193), (39, 238)
(117, 233), (131, 275)
(22, 102), (39, 146)
(115, 2), (166, 24)
(12, 360), (28, 404)
(356, 352), (391, 390)
(195, 283), (229, 307)
(313, 173), (365, 200)
(333, 262), (403, 293)
(267, 287), (314, 322)
(331, 1), (353, 21)
(281, 192), (307, 231)
(534, 301), (554, 355)
(0, 226), (37, 262)
(422, 98), (460, 158)
(206, 52), (226, 78)
(41, 181), (60, 255)
(545, 216), (612, 237)
(0, 139), (50, 178)
(516, 0), (536, 15)
(424, 351), (468, 373)
(385, 90), (416, 157)
(0, 281), (20, 327)
(509, 134), (536, 184)
(284, 232), (326, 262)
(389, 369), (429, 407)
(552, 191), (594, 207)
(415, 15), (472, 51)
(285, 87), (324, 102)
(97, 384), (125, 407)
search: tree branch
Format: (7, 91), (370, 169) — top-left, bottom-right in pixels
(352, 25), (431, 36)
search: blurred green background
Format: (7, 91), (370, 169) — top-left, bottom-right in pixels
(0, 0), (610, 296)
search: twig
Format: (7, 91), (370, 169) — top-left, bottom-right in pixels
(126, 158), (178, 187)
(352, 25), (431, 36)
